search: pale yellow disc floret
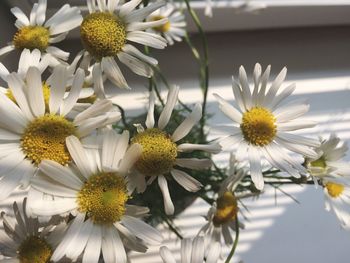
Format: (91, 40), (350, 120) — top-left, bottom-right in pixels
(13, 26), (50, 51)
(18, 236), (52, 263)
(80, 12), (126, 60)
(326, 182), (344, 198)
(7, 83), (51, 111)
(241, 107), (277, 146)
(21, 115), (77, 166)
(213, 191), (238, 227)
(150, 15), (170, 33)
(132, 128), (178, 176)
(77, 172), (129, 224)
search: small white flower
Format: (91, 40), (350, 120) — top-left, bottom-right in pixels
(322, 176), (350, 227)
(129, 86), (221, 215)
(159, 236), (220, 263)
(80, 0), (168, 97)
(0, 198), (64, 262)
(214, 63), (320, 190)
(147, 3), (186, 45)
(0, 0), (82, 65)
(28, 130), (163, 262)
(306, 134), (350, 178)
(0, 65), (120, 201)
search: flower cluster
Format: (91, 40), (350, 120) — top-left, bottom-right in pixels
(0, 0), (348, 263)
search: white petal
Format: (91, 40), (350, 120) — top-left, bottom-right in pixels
(51, 213), (86, 261)
(118, 51), (153, 77)
(248, 146), (264, 190)
(82, 225), (102, 263)
(146, 91), (156, 129)
(171, 103), (202, 142)
(171, 169), (202, 192)
(92, 63), (106, 99)
(191, 236), (205, 263)
(177, 143), (221, 154)
(275, 137), (318, 159)
(127, 18), (168, 31)
(10, 7), (29, 26)
(175, 158), (212, 170)
(158, 85), (179, 130)
(61, 68), (85, 116)
(36, 0), (47, 26)
(119, 0), (142, 18)
(0, 45), (15, 57)
(0, 93), (27, 132)
(274, 99), (310, 122)
(0, 128), (21, 141)
(124, 1), (165, 23)
(263, 67), (287, 107)
(7, 73), (34, 120)
(231, 77), (245, 112)
(101, 57), (129, 89)
(26, 67), (45, 117)
(159, 246), (176, 263)
(48, 8), (83, 35)
(277, 120), (316, 131)
(0, 63), (9, 82)
(0, 159), (33, 200)
(122, 44), (158, 66)
(66, 135), (93, 179)
(122, 215), (163, 245)
(31, 175), (78, 197)
(49, 65), (67, 114)
(74, 99), (112, 124)
(126, 31), (167, 49)
(239, 66), (252, 109)
(277, 132), (321, 148)
(270, 83), (296, 110)
(49, 32), (68, 43)
(119, 143), (142, 175)
(158, 175), (174, 215)
(213, 93), (242, 123)
(46, 46), (69, 61)
(39, 160), (83, 190)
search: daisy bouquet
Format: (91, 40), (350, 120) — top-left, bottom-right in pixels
(0, 0), (348, 262)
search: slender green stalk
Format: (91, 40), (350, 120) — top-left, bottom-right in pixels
(114, 104), (129, 129)
(183, 0), (209, 141)
(225, 218), (240, 263)
(161, 214), (183, 239)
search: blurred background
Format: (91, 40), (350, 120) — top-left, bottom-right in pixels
(1, 0), (350, 262)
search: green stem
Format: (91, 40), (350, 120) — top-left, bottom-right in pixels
(114, 104), (129, 129)
(161, 214), (183, 240)
(183, 0), (209, 141)
(225, 218), (240, 263)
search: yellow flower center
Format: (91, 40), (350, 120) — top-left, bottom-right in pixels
(6, 83), (51, 111)
(18, 236), (52, 263)
(326, 182), (344, 198)
(77, 172), (129, 224)
(241, 107), (277, 146)
(151, 15), (170, 33)
(132, 128), (177, 176)
(213, 191), (238, 227)
(80, 12), (126, 60)
(13, 26), (50, 51)
(21, 115), (77, 166)
(310, 156), (327, 169)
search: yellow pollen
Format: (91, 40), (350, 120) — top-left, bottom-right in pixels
(13, 26), (50, 51)
(241, 107), (277, 146)
(132, 128), (178, 176)
(6, 83), (51, 111)
(77, 172), (129, 224)
(326, 182), (344, 198)
(21, 115), (77, 166)
(151, 15), (170, 33)
(80, 12), (126, 60)
(18, 236), (52, 263)
(213, 192), (238, 227)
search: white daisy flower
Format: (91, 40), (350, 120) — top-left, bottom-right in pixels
(147, 3), (186, 46)
(29, 130), (163, 262)
(0, 198), (64, 263)
(0, 0), (82, 65)
(0, 64), (120, 200)
(80, 0), (167, 96)
(306, 134), (350, 178)
(322, 176), (350, 227)
(159, 236), (220, 263)
(129, 87), (221, 215)
(214, 63), (320, 190)
(199, 191), (243, 262)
